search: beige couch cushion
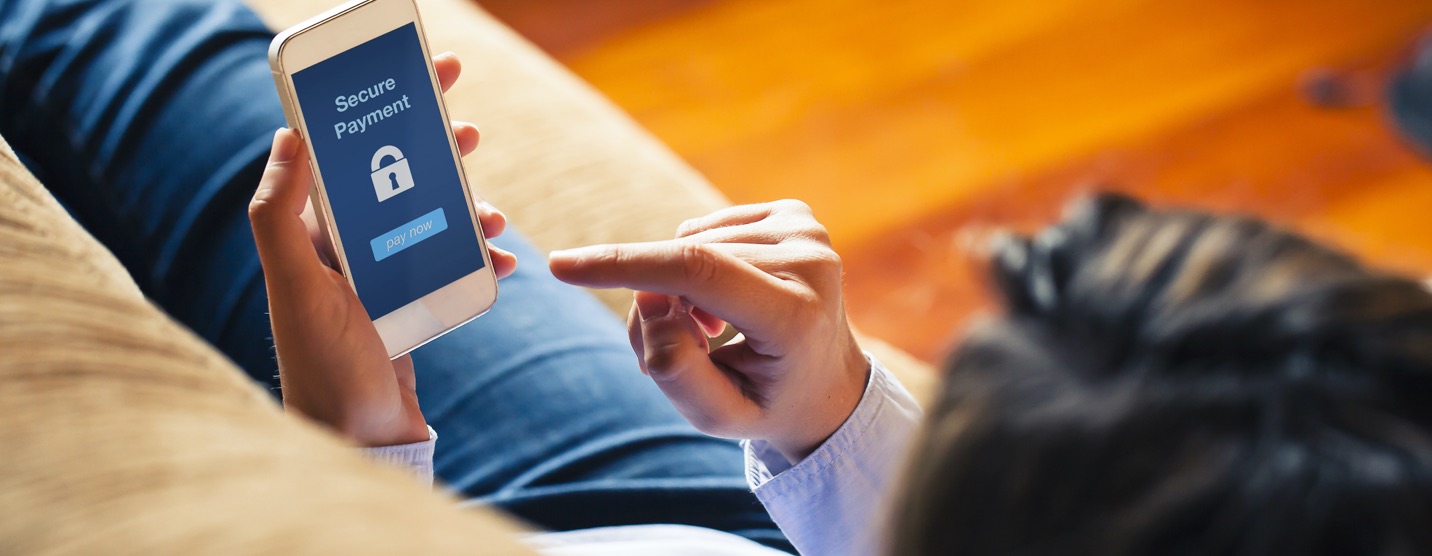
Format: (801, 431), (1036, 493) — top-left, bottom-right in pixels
(0, 139), (536, 554)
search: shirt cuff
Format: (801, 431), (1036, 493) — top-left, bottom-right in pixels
(360, 426), (437, 487)
(741, 353), (924, 556)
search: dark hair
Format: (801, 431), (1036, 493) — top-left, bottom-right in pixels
(891, 193), (1432, 555)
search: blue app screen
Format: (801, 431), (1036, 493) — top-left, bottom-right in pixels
(291, 23), (485, 320)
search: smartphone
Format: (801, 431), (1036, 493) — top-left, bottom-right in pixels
(268, 0), (497, 359)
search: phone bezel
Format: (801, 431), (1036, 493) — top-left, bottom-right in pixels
(268, 0), (498, 359)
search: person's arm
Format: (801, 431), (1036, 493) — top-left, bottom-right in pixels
(743, 354), (922, 556)
(549, 199), (906, 554)
(248, 53), (516, 449)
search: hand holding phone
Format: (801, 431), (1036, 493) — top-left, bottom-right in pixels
(270, 0), (499, 359)
(251, 54), (514, 447)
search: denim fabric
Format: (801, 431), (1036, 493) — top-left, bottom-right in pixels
(0, 0), (790, 550)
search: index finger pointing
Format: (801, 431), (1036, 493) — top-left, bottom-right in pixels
(549, 241), (796, 342)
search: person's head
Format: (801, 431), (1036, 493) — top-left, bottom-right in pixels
(893, 193), (1432, 555)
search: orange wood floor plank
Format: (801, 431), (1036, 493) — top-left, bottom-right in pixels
(483, 0), (1432, 362)
(555, 0), (1432, 248)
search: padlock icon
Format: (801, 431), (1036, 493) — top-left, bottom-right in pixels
(370, 145), (415, 202)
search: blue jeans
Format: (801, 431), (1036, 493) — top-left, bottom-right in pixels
(0, 0), (790, 550)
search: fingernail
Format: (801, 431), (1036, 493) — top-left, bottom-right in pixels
(270, 129), (298, 162)
(636, 294), (679, 322)
(549, 245), (602, 261)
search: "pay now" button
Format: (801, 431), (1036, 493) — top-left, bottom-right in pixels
(370, 207), (448, 262)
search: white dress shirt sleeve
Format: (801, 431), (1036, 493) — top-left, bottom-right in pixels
(359, 426), (438, 487)
(742, 354), (924, 556)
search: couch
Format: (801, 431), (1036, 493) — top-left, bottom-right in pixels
(0, 0), (933, 552)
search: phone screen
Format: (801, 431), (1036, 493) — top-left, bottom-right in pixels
(290, 22), (485, 320)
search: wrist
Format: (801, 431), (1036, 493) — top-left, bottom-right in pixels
(769, 344), (871, 462)
(283, 392), (429, 447)
(347, 414), (432, 447)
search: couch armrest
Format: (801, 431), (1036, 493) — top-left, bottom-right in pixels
(0, 138), (535, 554)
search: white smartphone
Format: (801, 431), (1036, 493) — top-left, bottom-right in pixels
(268, 0), (497, 359)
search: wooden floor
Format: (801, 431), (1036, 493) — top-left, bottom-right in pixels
(481, 0), (1432, 363)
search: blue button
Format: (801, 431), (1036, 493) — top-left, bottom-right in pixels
(370, 208), (448, 262)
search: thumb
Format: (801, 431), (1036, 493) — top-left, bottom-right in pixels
(249, 129), (327, 288)
(635, 292), (709, 376)
(634, 292), (759, 437)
